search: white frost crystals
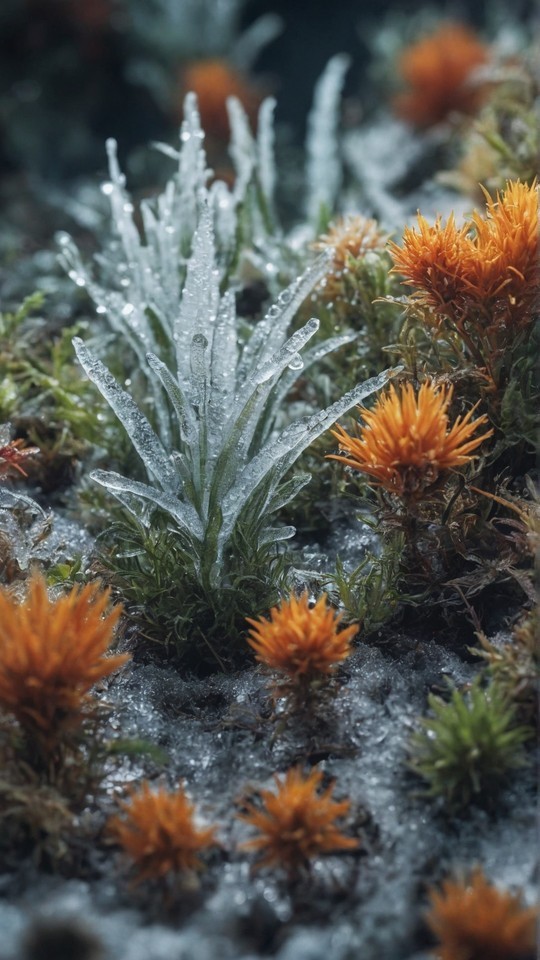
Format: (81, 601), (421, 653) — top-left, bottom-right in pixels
(72, 205), (397, 598)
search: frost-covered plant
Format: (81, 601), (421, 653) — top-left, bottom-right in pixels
(58, 94), (278, 336)
(62, 85), (394, 663)
(326, 538), (404, 635)
(73, 207), (393, 662)
(0, 487), (52, 584)
(305, 54), (350, 231)
(58, 93), (291, 448)
(59, 58), (354, 352)
(127, 0), (281, 70)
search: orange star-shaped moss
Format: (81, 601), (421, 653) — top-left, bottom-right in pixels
(109, 781), (218, 884)
(389, 180), (539, 337)
(328, 381), (492, 500)
(239, 766), (358, 873)
(0, 574), (127, 744)
(394, 22), (490, 128)
(246, 592), (358, 682)
(426, 868), (538, 960)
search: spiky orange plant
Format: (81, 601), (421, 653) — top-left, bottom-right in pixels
(328, 381), (492, 500)
(246, 592), (358, 683)
(394, 22), (489, 127)
(0, 574), (127, 750)
(389, 180), (539, 341)
(471, 180), (540, 331)
(239, 766), (358, 873)
(312, 214), (386, 306)
(108, 781), (218, 884)
(177, 59), (262, 139)
(426, 868), (537, 960)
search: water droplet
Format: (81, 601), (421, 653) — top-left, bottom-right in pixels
(287, 353), (304, 371)
(101, 182), (114, 196)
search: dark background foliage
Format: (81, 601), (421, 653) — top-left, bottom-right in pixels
(0, 0), (535, 182)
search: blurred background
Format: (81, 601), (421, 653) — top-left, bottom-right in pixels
(0, 0), (535, 183)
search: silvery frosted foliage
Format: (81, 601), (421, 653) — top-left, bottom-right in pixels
(58, 91), (281, 323)
(343, 118), (451, 228)
(127, 0), (282, 66)
(305, 54), (351, 229)
(58, 93), (286, 444)
(72, 207), (396, 598)
(0, 488), (52, 577)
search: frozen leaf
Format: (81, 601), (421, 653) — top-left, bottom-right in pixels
(73, 338), (177, 492)
(305, 54), (351, 228)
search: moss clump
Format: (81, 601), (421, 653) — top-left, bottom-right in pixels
(409, 677), (532, 808)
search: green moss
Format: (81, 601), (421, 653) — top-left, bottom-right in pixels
(409, 677), (532, 809)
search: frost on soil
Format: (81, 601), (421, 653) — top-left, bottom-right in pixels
(0, 638), (535, 960)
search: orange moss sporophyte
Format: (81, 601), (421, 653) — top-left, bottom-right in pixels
(395, 22), (490, 128)
(426, 868), (538, 960)
(239, 766), (359, 873)
(328, 381), (493, 501)
(0, 574), (127, 745)
(246, 592), (358, 682)
(389, 180), (539, 336)
(108, 781), (218, 885)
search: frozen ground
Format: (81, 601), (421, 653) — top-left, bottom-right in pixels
(0, 627), (535, 960)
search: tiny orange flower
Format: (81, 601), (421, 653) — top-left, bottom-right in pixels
(328, 381), (493, 500)
(389, 180), (539, 336)
(239, 766), (359, 872)
(394, 22), (490, 127)
(177, 58), (262, 139)
(108, 781), (218, 884)
(426, 867), (538, 960)
(246, 592), (358, 682)
(0, 574), (127, 745)
(312, 214), (386, 307)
